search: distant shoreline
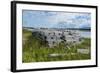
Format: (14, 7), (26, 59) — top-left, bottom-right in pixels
(23, 27), (91, 31)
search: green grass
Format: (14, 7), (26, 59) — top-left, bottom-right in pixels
(22, 29), (91, 63)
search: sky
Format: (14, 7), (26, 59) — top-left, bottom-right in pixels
(22, 10), (91, 28)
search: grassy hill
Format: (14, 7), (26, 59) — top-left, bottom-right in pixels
(22, 29), (91, 63)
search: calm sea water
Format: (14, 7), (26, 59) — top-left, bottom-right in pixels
(79, 31), (91, 38)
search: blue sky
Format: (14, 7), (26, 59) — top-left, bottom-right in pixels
(22, 10), (91, 28)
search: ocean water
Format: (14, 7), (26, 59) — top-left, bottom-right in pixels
(79, 30), (91, 38)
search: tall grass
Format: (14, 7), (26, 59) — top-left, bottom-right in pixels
(22, 29), (91, 63)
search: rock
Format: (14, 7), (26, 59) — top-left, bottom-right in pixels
(48, 53), (66, 57)
(77, 49), (90, 54)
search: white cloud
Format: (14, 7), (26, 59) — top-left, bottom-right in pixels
(46, 12), (91, 28)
